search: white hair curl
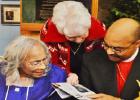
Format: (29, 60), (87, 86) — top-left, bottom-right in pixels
(52, 1), (91, 37)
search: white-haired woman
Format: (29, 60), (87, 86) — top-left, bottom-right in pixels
(40, 1), (106, 85)
(0, 36), (67, 100)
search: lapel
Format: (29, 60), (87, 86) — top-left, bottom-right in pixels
(101, 51), (118, 96)
(120, 52), (140, 98)
(108, 62), (118, 96)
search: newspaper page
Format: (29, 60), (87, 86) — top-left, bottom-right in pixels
(52, 83), (95, 100)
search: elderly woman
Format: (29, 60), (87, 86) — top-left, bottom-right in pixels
(0, 36), (67, 100)
(40, 1), (106, 85)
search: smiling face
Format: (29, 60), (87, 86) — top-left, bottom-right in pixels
(19, 44), (49, 78)
(104, 18), (140, 62)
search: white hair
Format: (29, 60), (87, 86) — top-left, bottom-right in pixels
(52, 1), (91, 37)
(1, 36), (51, 85)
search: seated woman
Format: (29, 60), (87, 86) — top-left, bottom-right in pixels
(0, 36), (67, 100)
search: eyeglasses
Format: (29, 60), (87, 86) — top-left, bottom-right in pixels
(102, 41), (135, 54)
(28, 57), (50, 67)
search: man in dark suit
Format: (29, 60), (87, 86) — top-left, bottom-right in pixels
(80, 18), (140, 100)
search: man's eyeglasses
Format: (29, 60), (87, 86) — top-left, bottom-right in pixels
(102, 41), (135, 54)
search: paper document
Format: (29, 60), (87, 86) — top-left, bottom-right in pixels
(52, 83), (95, 100)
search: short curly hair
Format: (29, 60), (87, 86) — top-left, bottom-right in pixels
(52, 1), (91, 37)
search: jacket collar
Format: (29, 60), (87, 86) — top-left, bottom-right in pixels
(119, 51), (140, 99)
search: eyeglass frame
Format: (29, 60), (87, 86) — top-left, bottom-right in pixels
(26, 57), (50, 67)
(102, 41), (136, 54)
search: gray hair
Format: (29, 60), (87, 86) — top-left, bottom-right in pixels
(1, 36), (51, 84)
(52, 1), (91, 37)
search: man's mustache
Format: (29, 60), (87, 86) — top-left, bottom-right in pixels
(108, 54), (123, 59)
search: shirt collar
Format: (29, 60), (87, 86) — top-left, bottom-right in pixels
(123, 48), (139, 62)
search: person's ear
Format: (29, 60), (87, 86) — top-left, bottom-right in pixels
(135, 40), (140, 48)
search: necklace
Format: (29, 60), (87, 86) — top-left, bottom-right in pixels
(71, 43), (82, 55)
(116, 64), (126, 82)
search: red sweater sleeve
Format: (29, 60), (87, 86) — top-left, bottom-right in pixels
(87, 17), (106, 41)
(40, 19), (67, 42)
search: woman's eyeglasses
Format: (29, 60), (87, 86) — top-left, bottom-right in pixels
(28, 57), (50, 67)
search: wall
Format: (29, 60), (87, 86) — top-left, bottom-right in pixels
(98, 0), (116, 22)
(0, 0), (20, 55)
(22, 0), (36, 23)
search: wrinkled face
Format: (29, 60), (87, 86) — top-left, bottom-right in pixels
(20, 45), (50, 78)
(65, 33), (88, 43)
(103, 38), (139, 62)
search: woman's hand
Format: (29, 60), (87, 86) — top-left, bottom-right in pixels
(66, 73), (79, 85)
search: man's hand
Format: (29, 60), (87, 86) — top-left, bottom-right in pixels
(135, 95), (140, 100)
(66, 73), (79, 85)
(88, 93), (121, 100)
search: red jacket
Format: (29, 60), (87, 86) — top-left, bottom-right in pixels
(40, 17), (106, 73)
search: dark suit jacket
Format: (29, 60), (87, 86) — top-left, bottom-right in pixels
(80, 49), (140, 100)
